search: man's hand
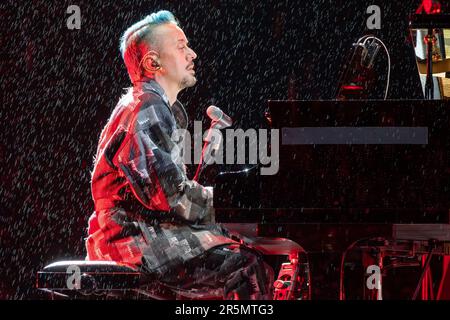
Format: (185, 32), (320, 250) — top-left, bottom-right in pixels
(176, 180), (214, 224)
(178, 180), (208, 204)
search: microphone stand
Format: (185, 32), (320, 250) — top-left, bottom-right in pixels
(193, 120), (220, 182)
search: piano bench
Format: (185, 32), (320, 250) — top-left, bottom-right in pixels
(36, 260), (175, 300)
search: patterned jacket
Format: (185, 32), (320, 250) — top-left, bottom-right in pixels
(85, 79), (235, 275)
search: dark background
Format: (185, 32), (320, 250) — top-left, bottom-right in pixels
(0, 0), (432, 298)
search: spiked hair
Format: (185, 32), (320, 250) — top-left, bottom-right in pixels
(119, 10), (179, 83)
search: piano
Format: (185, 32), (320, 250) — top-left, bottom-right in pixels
(213, 99), (449, 299)
(214, 13), (450, 299)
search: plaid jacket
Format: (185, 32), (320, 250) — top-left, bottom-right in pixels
(85, 79), (235, 274)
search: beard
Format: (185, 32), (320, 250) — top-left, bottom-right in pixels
(180, 74), (197, 89)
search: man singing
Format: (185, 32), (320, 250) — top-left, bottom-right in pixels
(85, 10), (273, 299)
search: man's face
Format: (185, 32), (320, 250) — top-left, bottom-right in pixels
(154, 23), (198, 89)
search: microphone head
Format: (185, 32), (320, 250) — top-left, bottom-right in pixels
(206, 105), (222, 121)
(206, 105), (232, 128)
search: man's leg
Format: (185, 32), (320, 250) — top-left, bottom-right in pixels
(157, 244), (274, 300)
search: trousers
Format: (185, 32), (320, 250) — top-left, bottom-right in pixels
(140, 244), (274, 300)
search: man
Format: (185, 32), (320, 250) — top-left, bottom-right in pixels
(85, 10), (273, 299)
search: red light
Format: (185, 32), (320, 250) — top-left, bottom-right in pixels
(417, 0), (442, 14)
(342, 85), (364, 91)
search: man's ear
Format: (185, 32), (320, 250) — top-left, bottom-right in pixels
(141, 50), (161, 72)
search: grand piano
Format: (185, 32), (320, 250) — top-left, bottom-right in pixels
(213, 14), (450, 300)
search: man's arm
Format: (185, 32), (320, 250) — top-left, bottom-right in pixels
(114, 99), (212, 223)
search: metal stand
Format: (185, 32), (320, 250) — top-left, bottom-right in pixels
(424, 28), (435, 99)
(193, 121), (220, 181)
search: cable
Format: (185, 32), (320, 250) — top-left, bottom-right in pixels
(355, 34), (373, 44)
(360, 36), (391, 100)
(339, 237), (378, 300)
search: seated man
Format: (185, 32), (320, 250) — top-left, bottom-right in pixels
(85, 10), (273, 299)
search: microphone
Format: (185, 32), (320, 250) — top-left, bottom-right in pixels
(206, 105), (233, 129)
(192, 106), (231, 181)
